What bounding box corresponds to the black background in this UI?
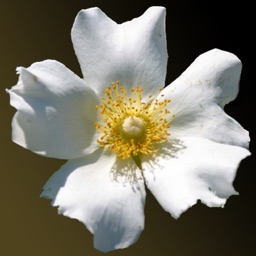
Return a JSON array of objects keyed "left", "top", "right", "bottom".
[{"left": 1, "top": 1, "right": 255, "bottom": 255}]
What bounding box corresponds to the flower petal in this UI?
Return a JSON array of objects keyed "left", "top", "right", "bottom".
[
  {"left": 162, "top": 49, "right": 250, "bottom": 148},
  {"left": 41, "top": 150, "right": 146, "bottom": 252},
  {"left": 7, "top": 60, "right": 99, "bottom": 159},
  {"left": 71, "top": 7, "right": 167, "bottom": 97},
  {"left": 143, "top": 137, "right": 250, "bottom": 219}
]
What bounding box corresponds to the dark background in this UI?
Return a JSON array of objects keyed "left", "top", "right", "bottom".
[{"left": 1, "top": 0, "right": 255, "bottom": 255}]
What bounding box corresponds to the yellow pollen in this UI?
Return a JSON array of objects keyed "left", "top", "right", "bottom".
[{"left": 95, "top": 81, "right": 173, "bottom": 167}]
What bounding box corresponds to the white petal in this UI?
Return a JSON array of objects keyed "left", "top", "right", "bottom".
[
  {"left": 71, "top": 7, "right": 167, "bottom": 97},
  {"left": 7, "top": 60, "right": 99, "bottom": 159},
  {"left": 162, "top": 49, "right": 249, "bottom": 148},
  {"left": 143, "top": 137, "right": 250, "bottom": 219},
  {"left": 41, "top": 150, "right": 146, "bottom": 252}
]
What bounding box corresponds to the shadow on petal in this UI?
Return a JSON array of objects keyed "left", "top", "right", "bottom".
[
  {"left": 41, "top": 149, "right": 104, "bottom": 201},
  {"left": 142, "top": 138, "right": 187, "bottom": 176}
]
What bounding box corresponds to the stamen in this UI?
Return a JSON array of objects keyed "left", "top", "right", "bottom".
[{"left": 95, "top": 81, "right": 173, "bottom": 168}]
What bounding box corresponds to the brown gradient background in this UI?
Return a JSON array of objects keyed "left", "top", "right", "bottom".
[{"left": 1, "top": 0, "right": 255, "bottom": 255}]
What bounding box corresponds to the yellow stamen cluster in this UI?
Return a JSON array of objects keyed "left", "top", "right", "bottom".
[{"left": 95, "top": 81, "right": 172, "bottom": 163}]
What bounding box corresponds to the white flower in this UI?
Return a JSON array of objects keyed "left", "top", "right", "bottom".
[{"left": 7, "top": 6, "right": 250, "bottom": 252}]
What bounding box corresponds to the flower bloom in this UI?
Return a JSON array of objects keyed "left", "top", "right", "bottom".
[{"left": 7, "top": 7, "right": 250, "bottom": 252}]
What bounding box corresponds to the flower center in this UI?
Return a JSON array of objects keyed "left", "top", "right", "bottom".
[
  {"left": 95, "top": 81, "right": 173, "bottom": 168},
  {"left": 122, "top": 116, "right": 145, "bottom": 139}
]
